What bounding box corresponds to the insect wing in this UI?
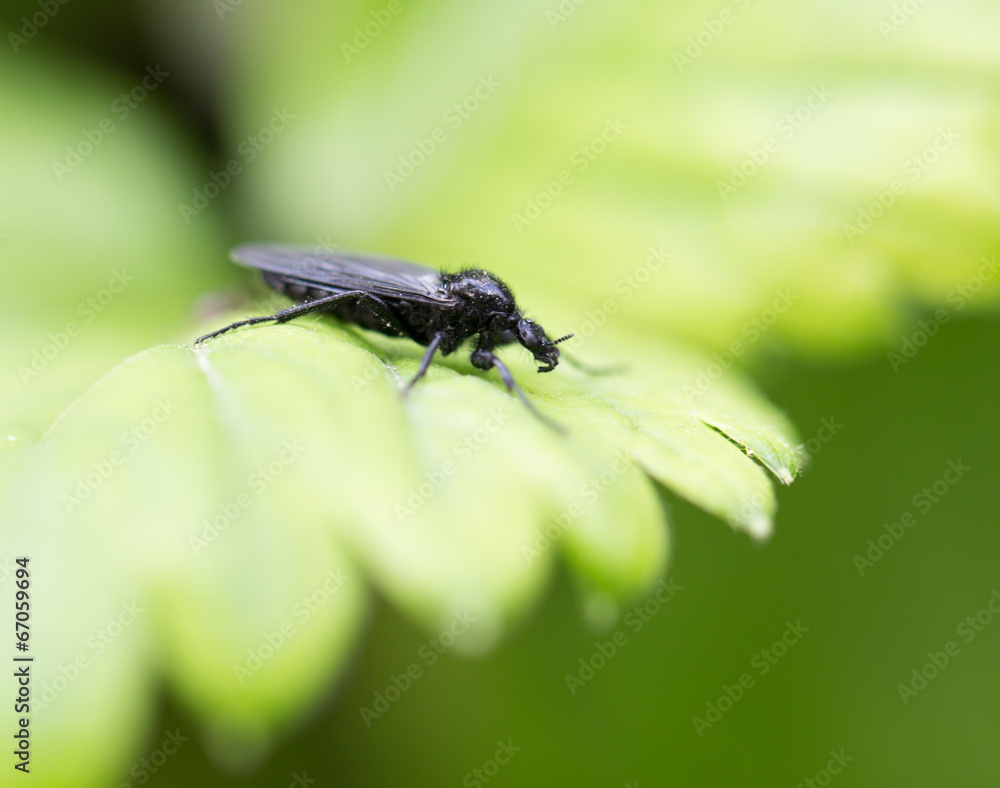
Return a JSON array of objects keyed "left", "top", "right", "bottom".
[{"left": 230, "top": 243, "right": 455, "bottom": 306}]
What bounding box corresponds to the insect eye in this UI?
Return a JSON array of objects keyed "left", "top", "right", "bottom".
[{"left": 518, "top": 320, "right": 543, "bottom": 351}]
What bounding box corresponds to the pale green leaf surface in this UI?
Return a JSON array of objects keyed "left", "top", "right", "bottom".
[
  {"left": 0, "top": 21, "right": 822, "bottom": 786},
  {"left": 0, "top": 317, "right": 801, "bottom": 783}
]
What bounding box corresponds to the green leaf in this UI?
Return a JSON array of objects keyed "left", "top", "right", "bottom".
[{"left": 1, "top": 316, "right": 802, "bottom": 784}]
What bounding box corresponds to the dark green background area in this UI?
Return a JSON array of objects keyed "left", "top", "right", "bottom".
[{"left": 147, "top": 317, "right": 998, "bottom": 786}]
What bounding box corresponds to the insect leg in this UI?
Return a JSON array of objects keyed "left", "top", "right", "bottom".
[
  {"left": 195, "top": 290, "right": 403, "bottom": 345},
  {"left": 485, "top": 353, "right": 565, "bottom": 434},
  {"left": 403, "top": 332, "right": 446, "bottom": 396}
]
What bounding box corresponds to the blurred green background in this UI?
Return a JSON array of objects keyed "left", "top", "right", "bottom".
[{"left": 2, "top": 0, "right": 999, "bottom": 786}]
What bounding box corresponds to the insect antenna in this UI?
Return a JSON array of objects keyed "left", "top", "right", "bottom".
[{"left": 553, "top": 334, "right": 574, "bottom": 345}]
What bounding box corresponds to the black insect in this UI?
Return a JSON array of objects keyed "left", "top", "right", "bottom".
[{"left": 196, "top": 244, "right": 574, "bottom": 423}]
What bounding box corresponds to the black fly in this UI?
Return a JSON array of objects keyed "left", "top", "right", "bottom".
[{"left": 195, "top": 244, "right": 574, "bottom": 424}]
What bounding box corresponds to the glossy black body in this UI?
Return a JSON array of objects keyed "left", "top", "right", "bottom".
[{"left": 196, "top": 245, "right": 572, "bottom": 418}]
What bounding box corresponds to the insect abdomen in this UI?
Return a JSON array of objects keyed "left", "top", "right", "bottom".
[
  {"left": 262, "top": 272, "right": 408, "bottom": 338},
  {"left": 261, "top": 272, "right": 328, "bottom": 303}
]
